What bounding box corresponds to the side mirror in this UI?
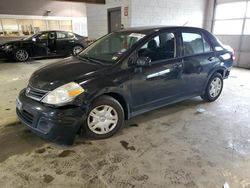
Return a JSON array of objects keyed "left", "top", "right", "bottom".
[
  {"left": 136, "top": 56, "right": 151, "bottom": 67},
  {"left": 32, "top": 38, "right": 36, "bottom": 42}
]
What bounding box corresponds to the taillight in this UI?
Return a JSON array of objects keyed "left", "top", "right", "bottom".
[{"left": 231, "top": 49, "right": 235, "bottom": 61}]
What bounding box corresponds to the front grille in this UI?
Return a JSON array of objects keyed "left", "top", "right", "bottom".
[
  {"left": 17, "top": 109, "right": 34, "bottom": 125},
  {"left": 25, "top": 86, "right": 48, "bottom": 101}
]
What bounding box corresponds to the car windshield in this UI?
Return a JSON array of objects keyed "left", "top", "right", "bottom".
[
  {"left": 79, "top": 32, "right": 146, "bottom": 64},
  {"left": 22, "top": 33, "right": 40, "bottom": 41}
]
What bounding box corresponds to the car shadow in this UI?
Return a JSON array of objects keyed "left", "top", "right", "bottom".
[
  {"left": 0, "top": 97, "right": 206, "bottom": 159},
  {"left": 0, "top": 122, "right": 47, "bottom": 162},
  {"left": 74, "top": 97, "right": 207, "bottom": 143},
  {"left": 0, "top": 58, "right": 14, "bottom": 63},
  {"left": 0, "top": 55, "right": 67, "bottom": 64},
  {"left": 131, "top": 97, "right": 206, "bottom": 124},
  {"left": 123, "top": 97, "right": 206, "bottom": 129}
]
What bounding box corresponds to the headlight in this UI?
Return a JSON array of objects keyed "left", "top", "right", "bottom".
[{"left": 42, "top": 82, "right": 84, "bottom": 105}]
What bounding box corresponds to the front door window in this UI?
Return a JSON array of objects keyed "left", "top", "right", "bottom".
[{"left": 138, "top": 32, "right": 177, "bottom": 62}]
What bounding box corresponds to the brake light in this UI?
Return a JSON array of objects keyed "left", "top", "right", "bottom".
[{"left": 231, "top": 49, "right": 236, "bottom": 61}]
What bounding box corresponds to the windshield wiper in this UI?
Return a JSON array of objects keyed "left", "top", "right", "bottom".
[{"left": 79, "top": 55, "right": 104, "bottom": 65}]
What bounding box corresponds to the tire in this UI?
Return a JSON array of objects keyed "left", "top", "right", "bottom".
[
  {"left": 84, "top": 96, "right": 125, "bottom": 139},
  {"left": 201, "top": 73, "right": 223, "bottom": 102},
  {"left": 13, "top": 48, "right": 29, "bottom": 62},
  {"left": 72, "top": 45, "right": 84, "bottom": 56}
]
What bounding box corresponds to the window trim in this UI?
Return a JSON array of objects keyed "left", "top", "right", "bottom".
[{"left": 201, "top": 32, "right": 214, "bottom": 53}]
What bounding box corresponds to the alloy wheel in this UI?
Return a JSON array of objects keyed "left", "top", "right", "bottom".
[{"left": 16, "top": 49, "right": 28, "bottom": 61}]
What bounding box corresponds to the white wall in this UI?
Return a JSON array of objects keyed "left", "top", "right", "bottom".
[
  {"left": 0, "top": 0, "right": 86, "bottom": 17},
  {"left": 130, "top": 0, "right": 207, "bottom": 28},
  {"left": 87, "top": 0, "right": 131, "bottom": 39},
  {"left": 87, "top": 0, "right": 209, "bottom": 39},
  {"left": 203, "top": 0, "right": 215, "bottom": 31}
]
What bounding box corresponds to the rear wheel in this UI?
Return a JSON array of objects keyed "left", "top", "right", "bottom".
[
  {"left": 84, "top": 96, "right": 124, "bottom": 139},
  {"left": 201, "top": 73, "right": 223, "bottom": 102},
  {"left": 14, "top": 49, "right": 29, "bottom": 62},
  {"left": 72, "top": 45, "right": 83, "bottom": 56}
]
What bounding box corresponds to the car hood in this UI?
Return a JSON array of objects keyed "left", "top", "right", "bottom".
[{"left": 29, "top": 57, "right": 108, "bottom": 91}]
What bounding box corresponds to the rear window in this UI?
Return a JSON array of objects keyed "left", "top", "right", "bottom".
[{"left": 56, "top": 31, "right": 75, "bottom": 39}]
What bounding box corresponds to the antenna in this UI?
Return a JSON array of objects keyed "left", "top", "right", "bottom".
[{"left": 183, "top": 21, "right": 189, "bottom": 26}]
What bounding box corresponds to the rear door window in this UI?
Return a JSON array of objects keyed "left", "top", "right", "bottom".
[
  {"left": 182, "top": 32, "right": 213, "bottom": 56},
  {"left": 56, "top": 31, "right": 68, "bottom": 39}
]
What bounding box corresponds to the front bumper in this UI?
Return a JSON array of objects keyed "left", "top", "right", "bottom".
[
  {"left": 0, "top": 50, "right": 13, "bottom": 59},
  {"left": 16, "top": 89, "right": 85, "bottom": 145}
]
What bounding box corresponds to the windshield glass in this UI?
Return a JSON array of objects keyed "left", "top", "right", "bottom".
[
  {"left": 23, "top": 33, "right": 40, "bottom": 41},
  {"left": 79, "top": 32, "right": 146, "bottom": 63}
]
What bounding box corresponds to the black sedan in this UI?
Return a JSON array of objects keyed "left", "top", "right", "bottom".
[
  {"left": 0, "top": 31, "right": 88, "bottom": 62},
  {"left": 16, "top": 26, "right": 234, "bottom": 144}
]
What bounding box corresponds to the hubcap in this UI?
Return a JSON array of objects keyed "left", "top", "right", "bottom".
[
  {"left": 73, "top": 46, "right": 83, "bottom": 55},
  {"left": 209, "top": 77, "right": 222, "bottom": 98},
  {"left": 87, "top": 105, "right": 118, "bottom": 135},
  {"left": 16, "top": 49, "right": 28, "bottom": 61}
]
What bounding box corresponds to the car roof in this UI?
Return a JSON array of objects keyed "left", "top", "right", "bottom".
[
  {"left": 116, "top": 26, "right": 207, "bottom": 35},
  {"left": 36, "top": 30, "right": 85, "bottom": 37},
  {"left": 40, "top": 30, "right": 72, "bottom": 33}
]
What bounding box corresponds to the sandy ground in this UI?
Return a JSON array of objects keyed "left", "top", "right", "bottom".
[{"left": 0, "top": 58, "right": 250, "bottom": 188}]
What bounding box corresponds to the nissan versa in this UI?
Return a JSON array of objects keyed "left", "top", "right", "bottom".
[{"left": 16, "top": 26, "right": 234, "bottom": 144}]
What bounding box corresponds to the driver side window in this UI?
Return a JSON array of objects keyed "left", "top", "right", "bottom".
[
  {"left": 138, "top": 32, "right": 176, "bottom": 62},
  {"left": 38, "top": 33, "right": 48, "bottom": 40}
]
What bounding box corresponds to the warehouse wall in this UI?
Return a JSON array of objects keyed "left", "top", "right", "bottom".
[
  {"left": 0, "top": 0, "right": 86, "bottom": 17},
  {"left": 203, "top": 0, "right": 215, "bottom": 31},
  {"left": 0, "top": 0, "right": 88, "bottom": 42},
  {"left": 87, "top": 0, "right": 210, "bottom": 39},
  {"left": 86, "top": 0, "right": 131, "bottom": 39},
  {"left": 130, "top": 0, "right": 207, "bottom": 28}
]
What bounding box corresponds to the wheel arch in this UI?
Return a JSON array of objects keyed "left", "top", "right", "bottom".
[
  {"left": 202, "top": 67, "right": 225, "bottom": 95},
  {"left": 214, "top": 69, "right": 225, "bottom": 77},
  {"left": 88, "top": 91, "right": 130, "bottom": 120},
  {"left": 102, "top": 92, "right": 130, "bottom": 120}
]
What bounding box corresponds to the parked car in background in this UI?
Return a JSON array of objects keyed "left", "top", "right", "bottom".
[
  {"left": 0, "top": 31, "right": 88, "bottom": 62},
  {"left": 16, "top": 26, "right": 234, "bottom": 144}
]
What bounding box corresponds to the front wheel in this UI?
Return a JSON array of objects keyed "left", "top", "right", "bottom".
[
  {"left": 14, "top": 49, "right": 29, "bottom": 62},
  {"left": 201, "top": 73, "right": 223, "bottom": 102},
  {"left": 84, "top": 96, "right": 124, "bottom": 139}
]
